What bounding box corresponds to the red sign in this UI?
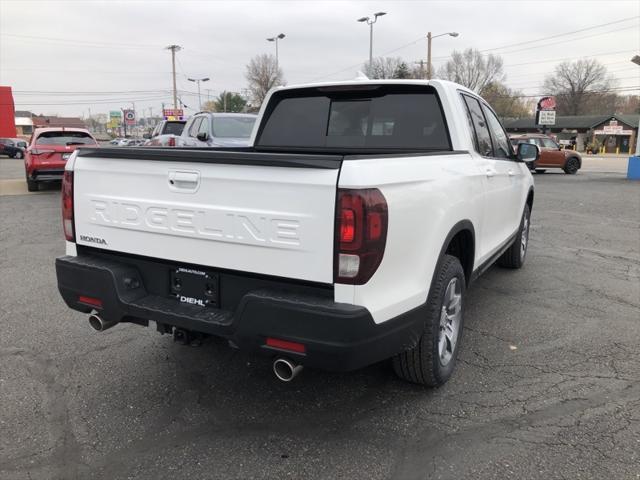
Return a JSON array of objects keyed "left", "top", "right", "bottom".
[
  {"left": 537, "top": 96, "right": 556, "bottom": 111},
  {"left": 162, "top": 109, "right": 184, "bottom": 118},
  {"left": 123, "top": 109, "right": 136, "bottom": 126}
]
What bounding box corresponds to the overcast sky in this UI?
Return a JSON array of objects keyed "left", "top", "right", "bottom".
[{"left": 0, "top": 0, "right": 638, "bottom": 117}]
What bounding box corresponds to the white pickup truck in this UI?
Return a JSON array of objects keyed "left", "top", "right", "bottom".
[{"left": 56, "top": 80, "right": 538, "bottom": 386}]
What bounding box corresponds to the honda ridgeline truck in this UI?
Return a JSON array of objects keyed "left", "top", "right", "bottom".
[{"left": 56, "top": 80, "right": 539, "bottom": 386}]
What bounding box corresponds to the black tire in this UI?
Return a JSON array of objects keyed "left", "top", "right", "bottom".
[
  {"left": 26, "top": 171, "right": 39, "bottom": 192},
  {"left": 564, "top": 157, "right": 580, "bottom": 174},
  {"left": 14, "top": 151, "right": 24, "bottom": 159},
  {"left": 535, "top": 169, "right": 546, "bottom": 174},
  {"left": 392, "top": 255, "right": 466, "bottom": 387},
  {"left": 498, "top": 203, "right": 530, "bottom": 269}
]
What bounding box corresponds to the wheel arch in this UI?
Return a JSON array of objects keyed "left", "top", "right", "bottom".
[{"left": 432, "top": 220, "right": 476, "bottom": 288}]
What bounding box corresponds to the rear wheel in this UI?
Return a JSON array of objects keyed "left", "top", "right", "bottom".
[
  {"left": 14, "top": 150, "right": 24, "bottom": 159},
  {"left": 498, "top": 204, "right": 530, "bottom": 269},
  {"left": 25, "top": 171, "right": 38, "bottom": 192},
  {"left": 564, "top": 157, "right": 580, "bottom": 174},
  {"left": 392, "top": 255, "right": 465, "bottom": 387}
]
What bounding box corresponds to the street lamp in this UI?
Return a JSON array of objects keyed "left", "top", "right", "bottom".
[
  {"left": 426, "top": 32, "right": 459, "bottom": 80},
  {"left": 266, "top": 33, "right": 286, "bottom": 69},
  {"left": 187, "top": 77, "right": 210, "bottom": 110},
  {"left": 357, "top": 12, "right": 387, "bottom": 71}
]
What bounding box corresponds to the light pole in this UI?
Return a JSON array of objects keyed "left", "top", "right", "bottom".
[
  {"left": 632, "top": 55, "right": 640, "bottom": 156},
  {"left": 266, "top": 33, "right": 285, "bottom": 69},
  {"left": 426, "top": 32, "right": 459, "bottom": 80},
  {"left": 187, "top": 77, "right": 210, "bottom": 111},
  {"left": 357, "top": 12, "right": 386, "bottom": 71}
]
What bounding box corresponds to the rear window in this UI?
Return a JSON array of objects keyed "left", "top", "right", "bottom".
[
  {"left": 256, "top": 85, "right": 451, "bottom": 152},
  {"left": 212, "top": 116, "right": 256, "bottom": 138},
  {"left": 162, "top": 121, "right": 186, "bottom": 136},
  {"left": 36, "top": 131, "right": 96, "bottom": 146}
]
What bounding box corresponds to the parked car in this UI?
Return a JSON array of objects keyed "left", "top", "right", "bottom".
[
  {"left": 179, "top": 113, "right": 257, "bottom": 147},
  {"left": 0, "top": 138, "right": 27, "bottom": 159},
  {"left": 55, "top": 79, "right": 538, "bottom": 387},
  {"left": 144, "top": 120, "right": 187, "bottom": 147},
  {"left": 25, "top": 127, "right": 98, "bottom": 191},
  {"left": 510, "top": 134, "right": 582, "bottom": 174}
]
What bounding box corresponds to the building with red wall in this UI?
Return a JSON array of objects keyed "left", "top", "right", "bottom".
[{"left": 0, "top": 86, "right": 18, "bottom": 138}]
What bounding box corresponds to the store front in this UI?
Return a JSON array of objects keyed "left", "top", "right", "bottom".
[{"left": 592, "top": 118, "right": 636, "bottom": 154}]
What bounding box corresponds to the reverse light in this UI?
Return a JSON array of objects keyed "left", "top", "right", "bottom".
[
  {"left": 335, "top": 188, "right": 388, "bottom": 284},
  {"left": 62, "top": 171, "right": 75, "bottom": 242}
]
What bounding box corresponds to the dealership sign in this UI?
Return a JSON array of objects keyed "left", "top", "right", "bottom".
[
  {"left": 536, "top": 96, "right": 556, "bottom": 126},
  {"left": 108, "top": 110, "right": 122, "bottom": 129},
  {"left": 123, "top": 109, "right": 136, "bottom": 126},
  {"left": 163, "top": 108, "right": 184, "bottom": 120}
]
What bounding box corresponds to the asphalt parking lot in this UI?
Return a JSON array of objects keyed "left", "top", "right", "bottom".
[{"left": 0, "top": 156, "right": 638, "bottom": 480}]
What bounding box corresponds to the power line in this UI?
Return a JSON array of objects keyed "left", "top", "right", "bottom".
[
  {"left": 479, "top": 16, "right": 639, "bottom": 53},
  {"left": 0, "top": 32, "right": 161, "bottom": 50}
]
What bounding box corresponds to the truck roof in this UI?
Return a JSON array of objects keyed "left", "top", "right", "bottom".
[{"left": 272, "top": 78, "right": 476, "bottom": 96}]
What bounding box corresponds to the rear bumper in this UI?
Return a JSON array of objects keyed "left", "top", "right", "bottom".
[
  {"left": 31, "top": 169, "right": 64, "bottom": 181},
  {"left": 55, "top": 253, "right": 424, "bottom": 372}
]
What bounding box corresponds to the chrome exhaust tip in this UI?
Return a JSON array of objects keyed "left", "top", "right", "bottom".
[
  {"left": 273, "top": 357, "right": 303, "bottom": 382},
  {"left": 88, "top": 313, "right": 118, "bottom": 332}
]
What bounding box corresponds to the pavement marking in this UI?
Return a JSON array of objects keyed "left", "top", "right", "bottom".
[{"left": 0, "top": 179, "right": 57, "bottom": 196}]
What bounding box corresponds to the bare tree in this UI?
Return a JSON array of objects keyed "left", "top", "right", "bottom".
[
  {"left": 245, "top": 54, "right": 285, "bottom": 107},
  {"left": 481, "top": 82, "right": 534, "bottom": 119},
  {"left": 365, "top": 57, "right": 405, "bottom": 79},
  {"left": 543, "top": 59, "right": 615, "bottom": 115},
  {"left": 437, "top": 48, "right": 504, "bottom": 95}
]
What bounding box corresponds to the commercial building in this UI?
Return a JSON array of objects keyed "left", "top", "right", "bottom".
[{"left": 504, "top": 114, "right": 639, "bottom": 153}]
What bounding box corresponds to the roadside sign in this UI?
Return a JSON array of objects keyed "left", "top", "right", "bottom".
[
  {"left": 163, "top": 108, "right": 184, "bottom": 120},
  {"left": 536, "top": 96, "right": 556, "bottom": 126},
  {"left": 537, "top": 110, "right": 556, "bottom": 126},
  {"left": 123, "top": 109, "right": 136, "bottom": 126}
]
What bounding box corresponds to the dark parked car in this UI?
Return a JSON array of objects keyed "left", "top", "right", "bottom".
[{"left": 0, "top": 138, "right": 28, "bottom": 159}]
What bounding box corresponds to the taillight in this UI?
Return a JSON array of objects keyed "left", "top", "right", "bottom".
[
  {"left": 62, "top": 171, "right": 75, "bottom": 242},
  {"left": 335, "top": 188, "right": 388, "bottom": 284},
  {"left": 168, "top": 136, "right": 176, "bottom": 147}
]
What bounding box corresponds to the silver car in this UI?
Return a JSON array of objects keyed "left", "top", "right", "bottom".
[{"left": 179, "top": 113, "right": 257, "bottom": 148}]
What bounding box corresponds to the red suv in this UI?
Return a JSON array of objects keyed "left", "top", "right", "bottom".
[
  {"left": 510, "top": 134, "right": 582, "bottom": 174},
  {"left": 25, "top": 128, "right": 98, "bottom": 191}
]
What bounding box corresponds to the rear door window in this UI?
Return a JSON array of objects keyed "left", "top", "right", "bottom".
[
  {"left": 461, "top": 95, "right": 493, "bottom": 157},
  {"left": 256, "top": 85, "right": 451, "bottom": 152},
  {"left": 482, "top": 104, "right": 512, "bottom": 159}
]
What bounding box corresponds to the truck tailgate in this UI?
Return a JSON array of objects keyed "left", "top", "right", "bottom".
[{"left": 72, "top": 149, "right": 341, "bottom": 283}]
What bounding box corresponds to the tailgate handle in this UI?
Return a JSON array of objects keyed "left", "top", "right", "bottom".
[{"left": 168, "top": 170, "right": 200, "bottom": 192}]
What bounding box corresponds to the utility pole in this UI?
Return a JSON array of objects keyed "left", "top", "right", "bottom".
[
  {"left": 166, "top": 45, "right": 182, "bottom": 110},
  {"left": 426, "top": 31, "right": 459, "bottom": 80}
]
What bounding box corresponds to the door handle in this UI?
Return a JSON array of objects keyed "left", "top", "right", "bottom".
[
  {"left": 168, "top": 170, "right": 200, "bottom": 192},
  {"left": 485, "top": 168, "right": 495, "bottom": 178},
  {"left": 508, "top": 169, "right": 515, "bottom": 176}
]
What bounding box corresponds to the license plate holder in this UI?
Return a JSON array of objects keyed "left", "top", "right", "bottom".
[{"left": 170, "top": 268, "right": 219, "bottom": 307}]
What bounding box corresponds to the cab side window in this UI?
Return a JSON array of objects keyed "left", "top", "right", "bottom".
[
  {"left": 541, "top": 138, "right": 558, "bottom": 149},
  {"left": 188, "top": 117, "right": 202, "bottom": 137},
  {"left": 461, "top": 94, "right": 493, "bottom": 157},
  {"left": 198, "top": 117, "right": 210, "bottom": 136},
  {"left": 482, "top": 104, "right": 512, "bottom": 159}
]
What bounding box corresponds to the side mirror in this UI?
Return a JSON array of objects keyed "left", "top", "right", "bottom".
[
  {"left": 517, "top": 142, "right": 539, "bottom": 163},
  {"left": 196, "top": 132, "right": 209, "bottom": 142}
]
